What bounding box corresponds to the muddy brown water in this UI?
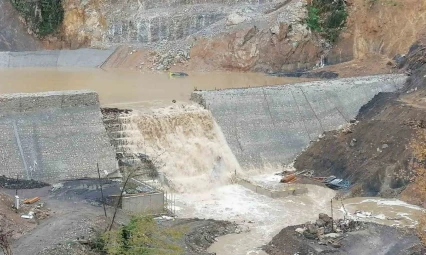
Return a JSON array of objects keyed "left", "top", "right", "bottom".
[
  {"left": 179, "top": 175, "right": 424, "bottom": 255},
  {"left": 1, "top": 68, "right": 423, "bottom": 255},
  {"left": 0, "top": 68, "right": 310, "bottom": 109}
]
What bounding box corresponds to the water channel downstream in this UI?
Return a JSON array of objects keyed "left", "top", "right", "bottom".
[{"left": 1, "top": 68, "right": 424, "bottom": 255}]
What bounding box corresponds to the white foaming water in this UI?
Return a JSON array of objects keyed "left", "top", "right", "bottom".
[
  {"left": 176, "top": 183, "right": 336, "bottom": 255},
  {"left": 116, "top": 104, "right": 423, "bottom": 255},
  {"left": 122, "top": 103, "right": 241, "bottom": 193}
]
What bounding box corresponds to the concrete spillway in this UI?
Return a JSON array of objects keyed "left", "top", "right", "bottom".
[
  {"left": 192, "top": 74, "right": 407, "bottom": 167},
  {"left": 0, "top": 90, "right": 117, "bottom": 182}
]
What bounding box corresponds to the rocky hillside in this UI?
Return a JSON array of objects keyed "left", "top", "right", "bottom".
[
  {"left": 4, "top": 0, "right": 426, "bottom": 74},
  {"left": 99, "top": 0, "right": 426, "bottom": 72},
  {"left": 294, "top": 36, "right": 426, "bottom": 203},
  {"left": 0, "top": 0, "right": 41, "bottom": 51}
]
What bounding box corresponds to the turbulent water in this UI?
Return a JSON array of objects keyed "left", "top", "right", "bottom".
[
  {"left": 114, "top": 104, "right": 424, "bottom": 255},
  {"left": 1, "top": 67, "right": 422, "bottom": 254},
  {"left": 118, "top": 104, "right": 241, "bottom": 192}
]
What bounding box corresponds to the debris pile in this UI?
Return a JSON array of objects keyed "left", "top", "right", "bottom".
[
  {"left": 152, "top": 49, "right": 191, "bottom": 70},
  {"left": 296, "top": 213, "right": 364, "bottom": 248},
  {"left": 279, "top": 170, "right": 351, "bottom": 190},
  {"left": 19, "top": 198, "right": 51, "bottom": 221}
]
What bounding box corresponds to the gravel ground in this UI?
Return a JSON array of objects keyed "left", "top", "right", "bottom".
[
  {"left": 160, "top": 218, "right": 238, "bottom": 255},
  {"left": 9, "top": 179, "right": 239, "bottom": 255},
  {"left": 263, "top": 223, "right": 425, "bottom": 255}
]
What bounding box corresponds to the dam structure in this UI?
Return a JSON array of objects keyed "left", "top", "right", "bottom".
[
  {"left": 0, "top": 48, "right": 115, "bottom": 68},
  {"left": 0, "top": 90, "right": 117, "bottom": 182},
  {"left": 192, "top": 74, "right": 407, "bottom": 167}
]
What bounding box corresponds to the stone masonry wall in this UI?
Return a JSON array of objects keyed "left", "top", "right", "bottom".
[
  {"left": 0, "top": 90, "right": 117, "bottom": 183},
  {"left": 192, "top": 74, "right": 407, "bottom": 167}
]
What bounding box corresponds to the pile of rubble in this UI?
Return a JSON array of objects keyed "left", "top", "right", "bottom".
[
  {"left": 18, "top": 198, "right": 51, "bottom": 221},
  {"left": 296, "top": 213, "right": 364, "bottom": 248},
  {"left": 152, "top": 48, "right": 191, "bottom": 70}
]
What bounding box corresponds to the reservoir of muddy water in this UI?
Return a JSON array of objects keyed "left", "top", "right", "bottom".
[{"left": 0, "top": 68, "right": 309, "bottom": 109}]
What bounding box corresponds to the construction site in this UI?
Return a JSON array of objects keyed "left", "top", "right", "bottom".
[{"left": 1, "top": 0, "right": 426, "bottom": 254}]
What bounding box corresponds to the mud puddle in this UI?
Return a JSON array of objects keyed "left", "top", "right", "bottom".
[{"left": 0, "top": 68, "right": 310, "bottom": 109}]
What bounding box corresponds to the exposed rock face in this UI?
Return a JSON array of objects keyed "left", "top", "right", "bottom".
[
  {"left": 94, "top": 0, "right": 326, "bottom": 72},
  {"left": 0, "top": 0, "right": 42, "bottom": 51},
  {"left": 59, "top": 0, "right": 106, "bottom": 49},
  {"left": 186, "top": 25, "right": 321, "bottom": 72}
]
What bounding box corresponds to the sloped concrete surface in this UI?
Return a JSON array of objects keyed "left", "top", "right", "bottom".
[
  {"left": 0, "top": 48, "right": 116, "bottom": 68},
  {"left": 192, "top": 74, "right": 407, "bottom": 167},
  {"left": 0, "top": 90, "right": 117, "bottom": 182}
]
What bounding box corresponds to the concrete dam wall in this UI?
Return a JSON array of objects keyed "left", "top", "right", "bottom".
[
  {"left": 192, "top": 74, "right": 407, "bottom": 167},
  {"left": 0, "top": 48, "right": 115, "bottom": 68},
  {"left": 0, "top": 90, "right": 117, "bottom": 182}
]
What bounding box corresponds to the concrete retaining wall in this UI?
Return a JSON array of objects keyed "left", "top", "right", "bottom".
[
  {"left": 0, "top": 90, "right": 117, "bottom": 182},
  {"left": 121, "top": 193, "right": 165, "bottom": 214},
  {"left": 0, "top": 48, "right": 115, "bottom": 68},
  {"left": 192, "top": 74, "right": 407, "bottom": 167}
]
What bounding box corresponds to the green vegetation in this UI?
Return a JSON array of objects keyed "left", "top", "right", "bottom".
[
  {"left": 9, "top": 0, "right": 64, "bottom": 37},
  {"left": 305, "top": 0, "right": 348, "bottom": 43},
  {"left": 306, "top": 6, "right": 321, "bottom": 32},
  {"left": 94, "top": 215, "right": 185, "bottom": 255}
]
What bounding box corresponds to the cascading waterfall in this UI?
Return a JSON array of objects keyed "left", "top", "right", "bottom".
[{"left": 115, "top": 104, "right": 241, "bottom": 193}]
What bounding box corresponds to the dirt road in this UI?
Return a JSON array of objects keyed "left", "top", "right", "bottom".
[{"left": 11, "top": 199, "right": 123, "bottom": 255}]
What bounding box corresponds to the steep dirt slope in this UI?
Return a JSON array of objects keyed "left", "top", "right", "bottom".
[
  {"left": 99, "top": 0, "right": 426, "bottom": 73},
  {"left": 0, "top": 0, "right": 42, "bottom": 51},
  {"left": 350, "top": 0, "right": 426, "bottom": 59},
  {"left": 294, "top": 38, "right": 426, "bottom": 202}
]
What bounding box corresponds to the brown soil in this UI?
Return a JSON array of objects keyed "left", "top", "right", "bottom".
[
  {"left": 321, "top": 53, "right": 398, "bottom": 78},
  {"left": 98, "top": 0, "right": 426, "bottom": 74},
  {"left": 294, "top": 39, "right": 426, "bottom": 203},
  {"left": 176, "top": 26, "right": 321, "bottom": 73},
  {"left": 0, "top": 192, "right": 37, "bottom": 240},
  {"left": 348, "top": 0, "right": 426, "bottom": 59}
]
